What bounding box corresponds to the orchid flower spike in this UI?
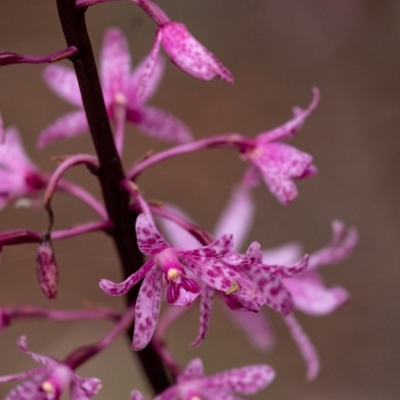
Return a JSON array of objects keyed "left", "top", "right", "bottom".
[
  {"left": 0, "top": 126, "right": 44, "bottom": 210},
  {"left": 150, "top": 358, "right": 275, "bottom": 400},
  {"left": 0, "top": 336, "right": 101, "bottom": 400},
  {"left": 99, "top": 212, "right": 262, "bottom": 350},
  {"left": 133, "top": 0, "right": 233, "bottom": 89},
  {"left": 38, "top": 27, "right": 192, "bottom": 148},
  {"left": 242, "top": 88, "right": 320, "bottom": 204}
]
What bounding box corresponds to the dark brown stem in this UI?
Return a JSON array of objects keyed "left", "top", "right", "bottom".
[{"left": 55, "top": 0, "right": 171, "bottom": 394}]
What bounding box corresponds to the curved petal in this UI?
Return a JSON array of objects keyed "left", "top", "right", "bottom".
[
  {"left": 258, "top": 88, "right": 320, "bottom": 143},
  {"left": 127, "top": 55, "right": 165, "bottom": 106},
  {"left": 207, "top": 364, "right": 275, "bottom": 394},
  {"left": 43, "top": 65, "right": 82, "bottom": 107},
  {"left": 161, "top": 23, "right": 233, "bottom": 83},
  {"left": 133, "top": 265, "right": 163, "bottom": 350},
  {"left": 127, "top": 106, "right": 192, "bottom": 143},
  {"left": 183, "top": 234, "right": 233, "bottom": 259},
  {"left": 251, "top": 142, "right": 316, "bottom": 204},
  {"left": 37, "top": 111, "right": 89, "bottom": 148},
  {"left": 17, "top": 336, "right": 58, "bottom": 367},
  {"left": 136, "top": 213, "right": 170, "bottom": 255},
  {"left": 99, "top": 259, "right": 155, "bottom": 296},
  {"left": 100, "top": 28, "right": 131, "bottom": 102},
  {"left": 283, "top": 272, "right": 350, "bottom": 316},
  {"left": 190, "top": 284, "right": 214, "bottom": 347},
  {"left": 283, "top": 314, "right": 319, "bottom": 380},
  {"left": 223, "top": 307, "right": 275, "bottom": 350},
  {"left": 213, "top": 185, "right": 254, "bottom": 253}
]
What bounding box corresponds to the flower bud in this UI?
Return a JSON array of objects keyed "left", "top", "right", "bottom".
[{"left": 37, "top": 237, "right": 59, "bottom": 299}]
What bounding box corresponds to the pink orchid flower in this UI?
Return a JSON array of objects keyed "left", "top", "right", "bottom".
[
  {"left": 0, "top": 126, "right": 43, "bottom": 210},
  {"left": 38, "top": 28, "right": 192, "bottom": 148},
  {"left": 99, "top": 212, "right": 262, "bottom": 350},
  {"left": 131, "top": 358, "right": 275, "bottom": 400},
  {"left": 0, "top": 336, "right": 101, "bottom": 400},
  {"left": 242, "top": 88, "right": 320, "bottom": 204}
]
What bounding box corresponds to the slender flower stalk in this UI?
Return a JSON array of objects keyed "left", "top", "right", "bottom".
[{"left": 0, "top": 46, "right": 78, "bottom": 66}]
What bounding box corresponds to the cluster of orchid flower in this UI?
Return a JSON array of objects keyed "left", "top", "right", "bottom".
[{"left": 0, "top": 0, "right": 358, "bottom": 399}]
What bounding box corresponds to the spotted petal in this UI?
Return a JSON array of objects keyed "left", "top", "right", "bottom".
[
  {"left": 136, "top": 213, "right": 169, "bottom": 255},
  {"left": 70, "top": 376, "right": 102, "bottom": 400},
  {"left": 183, "top": 234, "right": 233, "bottom": 259}
]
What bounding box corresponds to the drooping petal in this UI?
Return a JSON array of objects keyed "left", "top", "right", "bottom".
[
  {"left": 161, "top": 22, "right": 233, "bottom": 83},
  {"left": 183, "top": 234, "right": 233, "bottom": 259},
  {"left": 190, "top": 284, "right": 214, "bottom": 347},
  {"left": 283, "top": 313, "right": 320, "bottom": 380},
  {"left": 70, "top": 376, "right": 102, "bottom": 400},
  {"left": 127, "top": 54, "right": 165, "bottom": 105},
  {"left": 258, "top": 88, "right": 320, "bottom": 143},
  {"left": 206, "top": 364, "right": 275, "bottom": 394},
  {"left": 223, "top": 307, "right": 275, "bottom": 350},
  {"left": 283, "top": 271, "right": 350, "bottom": 316},
  {"left": 37, "top": 111, "right": 89, "bottom": 148},
  {"left": 133, "top": 265, "right": 163, "bottom": 350},
  {"left": 43, "top": 65, "right": 82, "bottom": 107},
  {"left": 250, "top": 142, "right": 316, "bottom": 204},
  {"left": 213, "top": 185, "right": 254, "bottom": 253},
  {"left": 99, "top": 259, "right": 155, "bottom": 296},
  {"left": 100, "top": 28, "right": 131, "bottom": 103},
  {"left": 127, "top": 105, "right": 192, "bottom": 143},
  {"left": 136, "top": 213, "right": 169, "bottom": 255}
]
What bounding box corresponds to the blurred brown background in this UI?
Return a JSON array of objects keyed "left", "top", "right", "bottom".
[{"left": 0, "top": 0, "right": 399, "bottom": 399}]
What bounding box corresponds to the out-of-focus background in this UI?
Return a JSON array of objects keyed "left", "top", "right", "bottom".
[{"left": 0, "top": 0, "right": 399, "bottom": 399}]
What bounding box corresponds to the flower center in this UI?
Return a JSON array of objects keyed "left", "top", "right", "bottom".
[
  {"left": 114, "top": 92, "right": 127, "bottom": 106},
  {"left": 167, "top": 268, "right": 182, "bottom": 280}
]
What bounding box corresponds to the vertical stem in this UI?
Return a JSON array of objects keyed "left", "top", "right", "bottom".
[{"left": 55, "top": 0, "right": 171, "bottom": 393}]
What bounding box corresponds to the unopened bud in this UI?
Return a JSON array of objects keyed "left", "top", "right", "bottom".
[{"left": 37, "top": 236, "right": 59, "bottom": 299}]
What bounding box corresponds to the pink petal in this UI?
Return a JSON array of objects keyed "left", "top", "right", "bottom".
[
  {"left": 224, "top": 307, "right": 275, "bottom": 350},
  {"left": 283, "top": 314, "right": 320, "bottom": 380},
  {"left": 190, "top": 284, "right": 214, "bottom": 347},
  {"left": 258, "top": 88, "right": 320, "bottom": 143},
  {"left": 262, "top": 243, "right": 303, "bottom": 265},
  {"left": 207, "top": 364, "right": 275, "bottom": 394},
  {"left": 0, "top": 111, "right": 4, "bottom": 144},
  {"left": 71, "top": 376, "right": 102, "bottom": 400},
  {"left": 180, "top": 358, "right": 204, "bottom": 381},
  {"left": 158, "top": 204, "right": 202, "bottom": 250},
  {"left": 136, "top": 213, "right": 169, "bottom": 255},
  {"left": 130, "top": 390, "right": 147, "bottom": 400},
  {"left": 127, "top": 54, "right": 165, "bottom": 105},
  {"left": 260, "top": 254, "right": 308, "bottom": 278},
  {"left": 127, "top": 106, "right": 192, "bottom": 143},
  {"left": 36, "top": 240, "right": 59, "bottom": 299},
  {"left": 183, "top": 234, "right": 233, "bottom": 258},
  {"left": 99, "top": 259, "right": 155, "bottom": 296},
  {"left": 251, "top": 142, "right": 316, "bottom": 204},
  {"left": 213, "top": 185, "right": 254, "bottom": 252},
  {"left": 4, "top": 371, "right": 50, "bottom": 400},
  {"left": 133, "top": 265, "right": 163, "bottom": 350},
  {"left": 283, "top": 272, "right": 350, "bottom": 316},
  {"left": 43, "top": 65, "right": 82, "bottom": 107},
  {"left": 309, "top": 221, "right": 358, "bottom": 270},
  {"left": 161, "top": 22, "right": 233, "bottom": 83},
  {"left": 17, "top": 336, "right": 58, "bottom": 367},
  {"left": 166, "top": 275, "right": 201, "bottom": 306},
  {"left": 100, "top": 28, "right": 131, "bottom": 103},
  {"left": 37, "top": 111, "right": 89, "bottom": 148}
]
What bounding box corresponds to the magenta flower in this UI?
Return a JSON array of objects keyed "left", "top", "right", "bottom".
[
  {"left": 129, "top": 0, "right": 233, "bottom": 87},
  {"left": 0, "top": 336, "right": 101, "bottom": 400},
  {"left": 38, "top": 28, "right": 192, "bottom": 148},
  {"left": 131, "top": 358, "right": 275, "bottom": 400},
  {"left": 0, "top": 126, "right": 43, "bottom": 210},
  {"left": 99, "top": 213, "right": 262, "bottom": 350},
  {"left": 242, "top": 88, "right": 320, "bottom": 204}
]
